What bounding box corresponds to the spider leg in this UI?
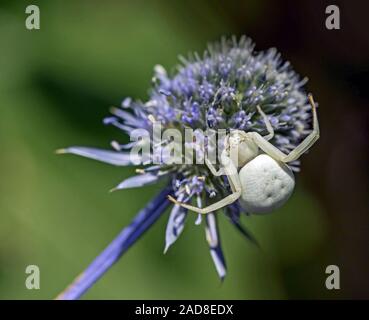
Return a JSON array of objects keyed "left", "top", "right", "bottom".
[
  {"left": 205, "top": 158, "right": 225, "bottom": 176},
  {"left": 282, "top": 94, "right": 320, "bottom": 162},
  {"left": 251, "top": 94, "right": 320, "bottom": 162},
  {"left": 168, "top": 191, "right": 241, "bottom": 214},
  {"left": 168, "top": 155, "right": 241, "bottom": 214},
  {"left": 257, "top": 105, "right": 274, "bottom": 141},
  {"left": 250, "top": 132, "right": 287, "bottom": 161}
]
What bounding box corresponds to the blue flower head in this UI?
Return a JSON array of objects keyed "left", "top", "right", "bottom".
[{"left": 57, "top": 36, "right": 315, "bottom": 299}]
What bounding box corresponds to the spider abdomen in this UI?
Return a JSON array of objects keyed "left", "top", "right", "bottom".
[{"left": 239, "top": 154, "right": 295, "bottom": 214}]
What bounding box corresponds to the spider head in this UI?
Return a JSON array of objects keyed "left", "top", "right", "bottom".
[{"left": 225, "top": 130, "right": 259, "bottom": 168}]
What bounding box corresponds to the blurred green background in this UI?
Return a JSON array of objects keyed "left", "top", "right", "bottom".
[{"left": 0, "top": 0, "right": 368, "bottom": 299}]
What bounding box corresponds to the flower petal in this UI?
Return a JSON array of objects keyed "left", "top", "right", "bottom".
[
  {"left": 56, "top": 186, "right": 172, "bottom": 300},
  {"left": 112, "top": 173, "right": 159, "bottom": 191},
  {"left": 164, "top": 194, "right": 187, "bottom": 253},
  {"left": 110, "top": 107, "right": 144, "bottom": 128},
  {"left": 226, "top": 203, "right": 259, "bottom": 247},
  {"left": 205, "top": 213, "right": 226, "bottom": 280},
  {"left": 194, "top": 196, "right": 202, "bottom": 225},
  {"left": 56, "top": 147, "right": 140, "bottom": 166}
]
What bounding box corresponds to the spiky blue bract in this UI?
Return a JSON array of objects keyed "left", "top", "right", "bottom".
[{"left": 57, "top": 187, "right": 172, "bottom": 300}]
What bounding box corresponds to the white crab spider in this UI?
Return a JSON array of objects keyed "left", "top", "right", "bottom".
[{"left": 168, "top": 94, "right": 319, "bottom": 214}]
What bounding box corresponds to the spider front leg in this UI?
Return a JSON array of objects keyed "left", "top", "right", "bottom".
[
  {"left": 257, "top": 105, "right": 274, "bottom": 141},
  {"left": 251, "top": 94, "right": 320, "bottom": 162},
  {"left": 282, "top": 94, "right": 320, "bottom": 162},
  {"left": 205, "top": 158, "right": 225, "bottom": 176},
  {"left": 168, "top": 154, "right": 242, "bottom": 214}
]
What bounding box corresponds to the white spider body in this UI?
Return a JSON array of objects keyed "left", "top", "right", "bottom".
[
  {"left": 168, "top": 95, "right": 320, "bottom": 216},
  {"left": 238, "top": 154, "right": 295, "bottom": 213},
  {"left": 222, "top": 132, "right": 295, "bottom": 214}
]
